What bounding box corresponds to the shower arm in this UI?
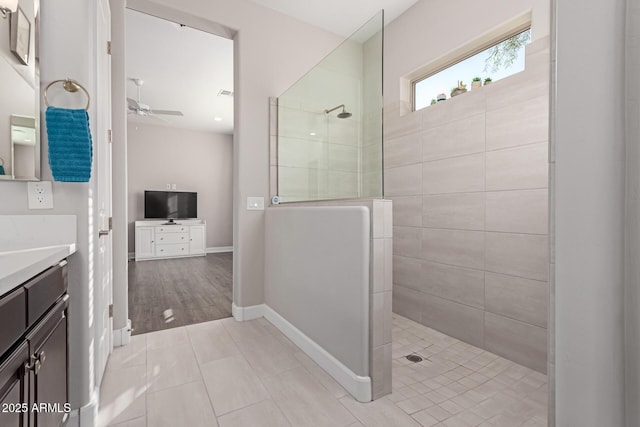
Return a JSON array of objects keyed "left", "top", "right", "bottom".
[{"left": 324, "top": 104, "right": 345, "bottom": 114}]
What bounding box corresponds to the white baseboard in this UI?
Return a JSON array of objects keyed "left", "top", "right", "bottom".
[
  {"left": 67, "top": 388, "right": 99, "bottom": 427},
  {"left": 263, "top": 305, "right": 372, "bottom": 402},
  {"left": 206, "top": 246, "right": 233, "bottom": 253},
  {"left": 129, "top": 247, "right": 231, "bottom": 260},
  {"left": 231, "top": 302, "right": 265, "bottom": 321},
  {"left": 113, "top": 319, "right": 132, "bottom": 347}
]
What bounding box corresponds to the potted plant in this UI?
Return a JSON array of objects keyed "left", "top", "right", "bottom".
[
  {"left": 450, "top": 80, "right": 467, "bottom": 97},
  {"left": 471, "top": 77, "right": 482, "bottom": 89},
  {"left": 430, "top": 98, "right": 437, "bottom": 105},
  {"left": 484, "top": 77, "right": 492, "bottom": 85}
]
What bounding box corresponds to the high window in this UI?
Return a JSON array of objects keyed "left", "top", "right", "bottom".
[{"left": 413, "top": 28, "right": 531, "bottom": 111}]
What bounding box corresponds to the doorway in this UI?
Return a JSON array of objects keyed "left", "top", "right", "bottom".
[{"left": 123, "top": 8, "right": 234, "bottom": 335}]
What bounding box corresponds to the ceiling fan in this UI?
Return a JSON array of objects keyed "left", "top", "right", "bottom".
[{"left": 127, "top": 78, "right": 184, "bottom": 118}]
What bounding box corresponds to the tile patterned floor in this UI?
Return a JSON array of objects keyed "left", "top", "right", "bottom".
[{"left": 98, "top": 314, "right": 547, "bottom": 427}]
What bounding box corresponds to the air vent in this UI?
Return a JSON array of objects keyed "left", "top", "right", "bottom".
[{"left": 218, "top": 89, "right": 234, "bottom": 97}]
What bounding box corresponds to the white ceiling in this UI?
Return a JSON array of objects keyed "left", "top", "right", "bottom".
[
  {"left": 125, "top": 1, "right": 419, "bottom": 134},
  {"left": 126, "top": 9, "right": 234, "bottom": 134},
  {"left": 249, "top": 0, "right": 419, "bottom": 37}
]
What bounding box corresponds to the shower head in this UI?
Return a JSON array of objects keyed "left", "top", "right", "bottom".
[{"left": 324, "top": 104, "right": 352, "bottom": 119}]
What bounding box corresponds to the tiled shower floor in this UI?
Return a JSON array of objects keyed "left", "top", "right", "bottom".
[{"left": 98, "top": 314, "right": 547, "bottom": 427}]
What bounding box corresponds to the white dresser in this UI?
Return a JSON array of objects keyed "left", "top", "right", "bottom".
[{"left": 134, "top": 219, "right": 206, "bottom": 261}]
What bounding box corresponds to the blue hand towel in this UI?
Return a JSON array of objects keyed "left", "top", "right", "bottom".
[{"left": 46, "top": 106, "right": 93, "bottom": 182}]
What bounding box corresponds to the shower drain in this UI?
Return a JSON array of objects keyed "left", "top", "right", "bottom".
[{"left": 405, "top": 354, "right": 423, "bottom": 363}]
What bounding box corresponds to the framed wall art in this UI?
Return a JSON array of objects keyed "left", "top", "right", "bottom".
[{"left": 10, "top": 6, "right": 31, "bottom": 65}]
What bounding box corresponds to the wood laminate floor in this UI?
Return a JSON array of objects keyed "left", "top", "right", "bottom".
[{"left": 128, "top": 253, "right": 233, "bottom": 335}]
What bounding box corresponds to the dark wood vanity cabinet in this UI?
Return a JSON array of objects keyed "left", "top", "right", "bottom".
[
  {"left": 0, "top": 261, "right": 69, "bottom": 427},
  {"left": 0, "top": 342, "right": 29, "bottom": 427},
  {"left": 27, "top": 296, "right": 69, "bottom": 427}
]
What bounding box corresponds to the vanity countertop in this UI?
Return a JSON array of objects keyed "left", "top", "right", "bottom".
[{"left": 0, "top": 244, "right": 76, "bottom": 297}]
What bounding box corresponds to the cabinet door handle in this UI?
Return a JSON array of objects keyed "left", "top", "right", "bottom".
[{"left": 25, "top": 351, "right": 46, "bottom": 374}]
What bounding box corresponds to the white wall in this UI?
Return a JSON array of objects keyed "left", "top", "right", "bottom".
[
  {"left": 626, "top": 0, "right": 640, "bottom": 424},
  {"left": 127, "top": 123, "right": 233, "bottom": 252},
  {"left": 554, "top": 0, "right": 626, "bottom": 425},
  {"left": 265, "top": 206, "right": 370, "bottom": 376}
]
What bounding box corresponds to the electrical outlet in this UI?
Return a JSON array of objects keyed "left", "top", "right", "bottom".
[
  {"left": 171, "top": 184, "right": 177, "bottom": 190},
  {"left": 28, "top": 181, "right": 54, "bottom": 209},
  {"left": 166, "top": 183, "right": 171, "bottom": 189}
]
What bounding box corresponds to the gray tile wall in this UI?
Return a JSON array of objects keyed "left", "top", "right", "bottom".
[{"left": 385, "top": 38, "right": 550, "bottom": 373}]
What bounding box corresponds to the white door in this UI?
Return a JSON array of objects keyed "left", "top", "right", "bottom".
[
  {"left": 189, "top": 225, "right": 205, "bottom": 254},
  {"left": 135, "top": 227, "right": 155, "bottom": 259},
  {"left": 96, "top": 0, "right": 113, "bottom": 387}
]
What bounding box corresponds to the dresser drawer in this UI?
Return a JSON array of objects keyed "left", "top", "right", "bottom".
[
  {"left": 156, "top": 244, "right": 189, "bottom": 257},
  {"left": 156, "top": 232, "right": 188, "bottom": 244},
  {"left": 155, "top": 225, "right": 188, "bottom": 233}
]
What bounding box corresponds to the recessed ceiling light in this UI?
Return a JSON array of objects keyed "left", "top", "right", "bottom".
[
  {"left": 214, "top": 117, "right": 222, "bottom": 121},
  {"left": 309, "top": 132, "right": 317, "bottom": 136}
]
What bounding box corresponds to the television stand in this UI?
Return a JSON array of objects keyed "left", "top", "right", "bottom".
[{"left": 134, "top": 219, "right": 206, "bottom": 261}]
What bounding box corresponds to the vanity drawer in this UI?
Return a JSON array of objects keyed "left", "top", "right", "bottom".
[
  {"left": 156, "top": 232, "right": 188, "bottom": 244},
  {"left": 24, "top": 262, "right": 67, "bottom": 327},
  {"left": 0, "top": 288, "right": 26, "bottom": 358},
  {"left": 156, "top": 244, "right": 189, "bottom": 257},
  {"left": 155, "top": 225, "right": 187, "bottom": 233}
]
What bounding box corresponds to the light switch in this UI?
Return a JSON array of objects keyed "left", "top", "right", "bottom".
[{"left": 247, "top": 197, "right": 264, "bottom": 210}]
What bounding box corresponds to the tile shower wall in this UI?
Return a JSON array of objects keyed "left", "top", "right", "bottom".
[{"left": 387, "top": 37, "right": 550, "bottom": 373}]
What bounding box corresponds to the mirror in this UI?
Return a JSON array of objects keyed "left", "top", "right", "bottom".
[
  {"left": 10, "top": 115, "right": 38, "bottom": 179},
  {"left": 0, "top": 0, "right": 40, "bottom": 181}
]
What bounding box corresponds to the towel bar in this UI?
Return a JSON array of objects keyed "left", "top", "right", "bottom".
[{"left": 43, "top": 79, "right": 90, "bottom": 110}]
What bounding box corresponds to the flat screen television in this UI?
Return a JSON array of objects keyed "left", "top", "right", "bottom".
[{"left": 144, "top": 190, "right": 197, "bottom": 220}]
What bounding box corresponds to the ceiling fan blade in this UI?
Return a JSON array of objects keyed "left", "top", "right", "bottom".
[
  {"left": 149, "top": 109, "right": 184, "bottom": 116},
  {"left": 127, "top": 97, "right": 140, "bottom": 110}
]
